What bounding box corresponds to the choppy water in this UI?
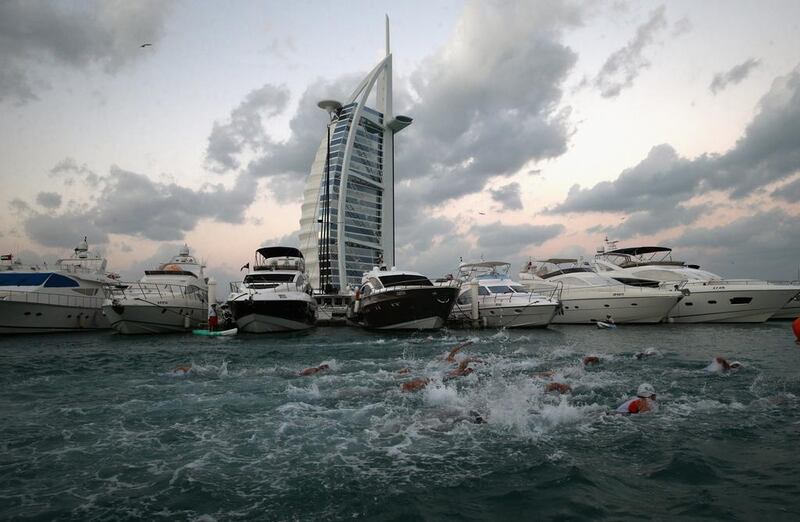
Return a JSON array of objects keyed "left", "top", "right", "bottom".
[{"left": 2, "top": 323, "right": 800, "bottom": 521}]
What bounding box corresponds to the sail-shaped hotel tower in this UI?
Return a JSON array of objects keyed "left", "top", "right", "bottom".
[{"left": 298, "top": 19, "right": 412, "bottom": 294}]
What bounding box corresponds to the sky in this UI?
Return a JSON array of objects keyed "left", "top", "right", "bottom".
[{"left": 2, "top": 0, "right": 800, "bottom": 297}]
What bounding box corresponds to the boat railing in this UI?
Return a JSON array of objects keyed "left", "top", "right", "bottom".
[
  {"left": 228, "top": 281, "right": 311, "bottom": 296},
  {"left": 0, "top": 289, "right": 105, "bottom": 309},
  {"left": 375, "top": 280, "right": 461, "bottom": 293},
  {"left": 107, "top": 282, "right": 206, "bottom": 303}
]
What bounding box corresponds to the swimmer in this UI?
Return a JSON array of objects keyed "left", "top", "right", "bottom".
[
  {"left": 446, "top": 358, "right": 477, "bottom": 379},
  {"left": 446, "top": 340, "right": 474, "bottom": 362},
  {"left": 707, "top": 357, "right": 743, "bottom": 373},
  {"left": 173, "top": 365, "right": 192, "bottom": 376},
  {"left": 634, "top": 348, "right": 658, "bottom": 360},
  {"left": 533, "top": 370, "right": 556, "bottom": 379},
  {"left": 545, "top": 382, "right": 572, "bottom": 394},
  {"left": 583, "top": 355, "right": 601, "bottom": 366},
  {"left": 299, "top": 363, "right": 330, "bottom": 376},
  {"left": 396, "top": 367, "right": 411, "bottom": 375},
  {"left": 615, "top": 383, "right": 657, "bottom": 414},
  {"left": 401, "top": 377, "right": 430, "bottom": 392}
]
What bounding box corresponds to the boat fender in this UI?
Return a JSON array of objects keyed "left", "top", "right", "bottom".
[{"left": 183, "top": 315, "right": 191, "bottom": 329}]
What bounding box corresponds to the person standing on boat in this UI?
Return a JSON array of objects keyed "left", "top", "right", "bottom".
[
  {"left": 615, "top": 383, "right": 657, "bottom": 414},
  {"left": 208, "top": 303, "right": 218, "bottom": 331}
]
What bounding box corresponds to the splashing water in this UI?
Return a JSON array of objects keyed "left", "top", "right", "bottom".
[{"left": 1, "top": 323, "right": 799, "bottom": 520}]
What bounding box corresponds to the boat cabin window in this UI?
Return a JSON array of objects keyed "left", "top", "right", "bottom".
[
  {"left": 244, "top": 273, "right": 296, "bottom": 285},
  {"left": 487, "top": 285, "right": 514, "bottom": 294},
  {"left": 478, "top": 286, "right": 490, "bottom": 296},
  {"left": 635, "top": 269, "right": 683, "bottom": 281},
  {"left": 510, "top": 285, "right": 529, "bottom": 293},
  {"left": 378, "top": 274, "right": 432, "bottom": 287},
  {"left": 360, "top": 284, "right": 372, "bottom": 297},
  {"left": 0, "top": 273, "right": 51, "bottom": 286},
  {"left": 43, "top": 274, "right": 80, "bottom": 288}
]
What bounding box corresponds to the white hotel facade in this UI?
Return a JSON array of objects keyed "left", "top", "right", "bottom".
[{"left": 298, "top": 20, "right": 412, "bottom": 293}]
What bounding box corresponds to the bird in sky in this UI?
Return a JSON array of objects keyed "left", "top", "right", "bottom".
[
  {"left": 140, "top": 43, "right": 152, "bottom": 48},
  {"left": 478, "top": 211, "right": 486, "bottom": 215}
]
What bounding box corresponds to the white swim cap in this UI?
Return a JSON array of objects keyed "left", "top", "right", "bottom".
[{"left": 637, "top": 383, "right": 656, "bottom": 398}]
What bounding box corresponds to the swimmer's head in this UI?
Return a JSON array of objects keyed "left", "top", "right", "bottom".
[
  {"left": 637, "top": 383, "right": 656, "bottom": 399},
  {"left": 319, "top": 364, "right": 330, "bottom": 370}
]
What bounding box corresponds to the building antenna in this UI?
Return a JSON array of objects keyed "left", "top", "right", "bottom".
[{"left": 385, "top": 14, "right": 390, "bottom": 56}]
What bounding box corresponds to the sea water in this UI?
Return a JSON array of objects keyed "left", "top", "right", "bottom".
[{"left": 2, "top": 323, "right": 800, "bottom": 520}]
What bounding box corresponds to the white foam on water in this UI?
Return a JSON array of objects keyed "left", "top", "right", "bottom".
[{"left": 285, "top": 382, "right": 322, "bottom": 400}]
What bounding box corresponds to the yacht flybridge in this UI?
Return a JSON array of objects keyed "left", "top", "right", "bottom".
[
  {"left": 227, "top": 247, "right": 316, "bottom": 333},
  {"left": 102, "top": 245, "right": 208, "bottom": 334},
  {"left": 348, "top": 267, "right": 459, "bottom": 330},
  {"left": 450, "top": 261, "right": 559, "bottom": 328},
  {"left": 594, "top": 245, "right": 800, "bottom": 323},
  {"left": 518, "top": 259, "right": 682, "bottom": 324},
  {"left": 0, "top": 238, "right": 117, "bottom": 334}
]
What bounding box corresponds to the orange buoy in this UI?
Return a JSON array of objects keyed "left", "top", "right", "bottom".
[{"left": 793, "top": 316, "right": 800, "bottom": 344}]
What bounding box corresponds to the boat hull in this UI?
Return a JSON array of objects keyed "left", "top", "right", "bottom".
[
  {"left": 354, "top": 287, "right": 458, "bottom": 330},
  {"left": 0, "top": 300, "right": 108, "bottom": 334},
  {"left": 667, "top": 287, "right": 800, "bottom": 323},
  {"left": 553, "top": 294, "right": 681, "bottom": 324},
  {"left": 452, "top": 301, "right": 559, "bottom": 328},
  {"left": 770, "top": 296, "right": 800, "bottom": 320},
  {"left": 102, "top": 301, "right": 207, "bottom": 334},
  {"left": 228, "top": 296, "right": 316, "bottom": 333}
]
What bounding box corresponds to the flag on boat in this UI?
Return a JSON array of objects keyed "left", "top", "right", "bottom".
[{"left": 1, "top": 254, "right": 12, "bottom": 261}]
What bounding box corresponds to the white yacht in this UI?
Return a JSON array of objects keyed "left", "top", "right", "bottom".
[
  {"left": 594, "top": 245, "right": 800, "bottom": 323},
  {"left": 518, "top": 259, "right": 682, "bottom": 324},
  {"left": 450, "top": 261, "right": 560, "bottom": 328},
  {"left": 0, "top": 238, "right": 117, "bottom": 334},
  {"left": 102, "top": 245, "right": 208, "bottom": 334},
  {"left": 348, "top": 267, "right": 459, "bottom": 330},
  {"left": 226, "top": 247, "right": 316, "bottom": 333}
]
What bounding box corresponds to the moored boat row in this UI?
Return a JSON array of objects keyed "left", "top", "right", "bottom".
[{"left": 2, "top": 239, "right": 798, "bottom": 334}]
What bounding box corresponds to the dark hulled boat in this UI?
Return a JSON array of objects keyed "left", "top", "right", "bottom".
[{"left": 348, "top": 268, "right": 459, "bottom": 330}]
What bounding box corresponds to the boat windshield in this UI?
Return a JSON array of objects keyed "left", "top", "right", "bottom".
[
  {"left": 244, "top": 273, "right": 296, "bottom": 284},
  {"left": 487, "top": 285, "right": 514, "bottom": 294},
  {"left": 378, "top": 274, "right": 433, "bottom": 288}
]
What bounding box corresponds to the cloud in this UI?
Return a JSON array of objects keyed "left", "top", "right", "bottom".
[
  {"left": 20, "top": 162, "right": 258, "bottom": 248},
  {"left": 667, "top": 209, "right": 800, "bottom": 280},
  {"left": 205, "top": 84, "right": 291, "bottom": 172},
  {"left": 472, "top": 222, "right": 564, "bottom": 255},
  {"left": 489, "top": 182, "right": 523, "bottom": 211},
  {"left": 771, "top": 177, "right": 800, "bottom": 203},
  {"left": 594, "top": 6, "right": 668, "bottom": 98},
  {"left": 394, "top": 0, "right": 580, "bottom": 208},
  {"left": 50, "top": 157, "right": 102, "bottom": 186},
  {"left": 0, "top": 0, "right": 173, "bottom": 105},
  {"left": 549, "top": 64, "right": 800, "bottom": 236},
  {"left": 35, "top": 192, "right": 62, "bottom": 209},
  {"left": 710, "top": 58, "right": 761, "bottom": 94}
]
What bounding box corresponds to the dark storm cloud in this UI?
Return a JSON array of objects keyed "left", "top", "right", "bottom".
[
  {"left": 667, "top": 209, "right": 800, "bottom": 280},
  {"left": 205, "top": 76, "right": 359, "bottom": 202},
  {"left": 0, "top": 0, "right": 173, "bottom": 105},
  {"left": 472, "top": 222, "right": 564, "bottom": 251},
  {"left": 710, "top": 58, "right": 761, "bottom": 95},
  {"left": 550, "top": 64, "right": 800, "bottom": 236},
  {"left": 489, "top": 183, "right": 523, "bottom": 211},
  {"left": 594, "top": 5, "right": 668, "bottom": 98},
  {"left": 394, "top": 1, "right": 580, "bottom": 206},
  {"left": 771, "top": 177, "right": 800, "bottom": 203},
  {"left": 35, "top": 192, "right": 62, "bottom": 209},
  {"left": 205, "top": 84, "right": 291, "bottom": 172},
  {"left": 21, "top": 163, "right": 258, "bottom": 248}
]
